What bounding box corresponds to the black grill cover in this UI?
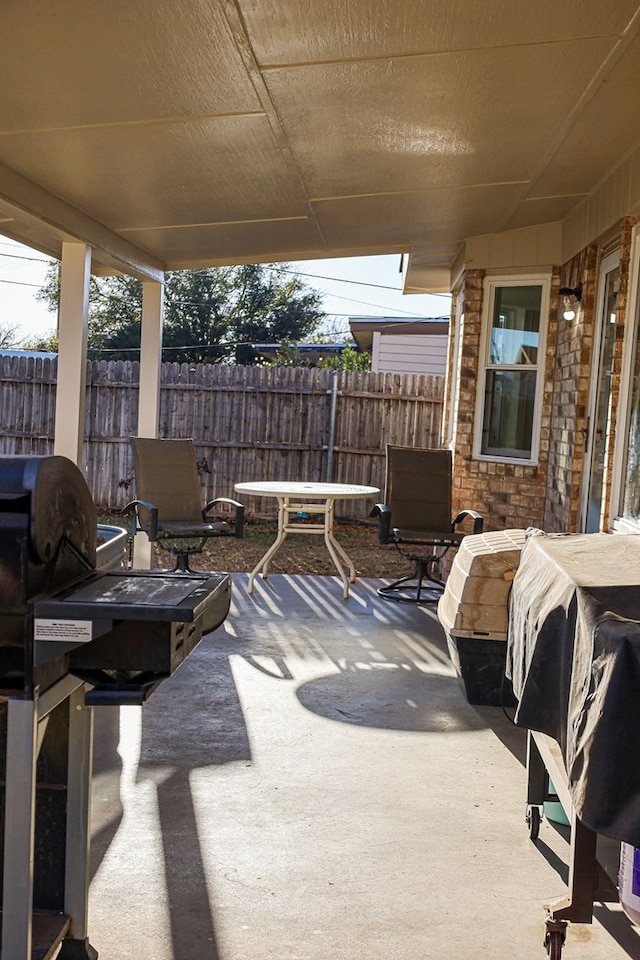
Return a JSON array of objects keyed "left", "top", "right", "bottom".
[{"left": 507, "top": 529, "right": 640, "bottom": 846}]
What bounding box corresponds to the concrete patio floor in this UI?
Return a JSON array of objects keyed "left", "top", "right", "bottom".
[{"left": 87, "top": 573, "right": 640, "bottom": 960}]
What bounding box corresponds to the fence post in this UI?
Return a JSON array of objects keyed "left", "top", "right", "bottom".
[{"left": 325, "top": 370, "right": 339, "bottom": 481}]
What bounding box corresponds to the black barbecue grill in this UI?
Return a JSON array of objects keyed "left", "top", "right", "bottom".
[{"left": 0, "top": 454, "right": 232, "bottom": 960}]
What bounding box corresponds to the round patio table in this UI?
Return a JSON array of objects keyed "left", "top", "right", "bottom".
[{"left": 234, "top": 481, "right": 379, "bottom": 598}]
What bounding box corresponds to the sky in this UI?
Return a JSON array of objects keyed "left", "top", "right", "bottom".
[{"left": 0, "top": 237, "right": 451, "bottom": 343}]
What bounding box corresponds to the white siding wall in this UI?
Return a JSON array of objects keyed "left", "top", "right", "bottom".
[{"left": 371, "top": 332, "right": 448, "bottom": 376}]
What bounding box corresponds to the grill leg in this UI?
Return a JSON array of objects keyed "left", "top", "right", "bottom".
[
  {"left": 60, "top": 686, "right": 95, "bottom": 954},
  {"left": 2, "top": 697, "right": 38, "bottom": 959},
  {"left": 2, "top": 681, "right": 99, "bottom": 960}
]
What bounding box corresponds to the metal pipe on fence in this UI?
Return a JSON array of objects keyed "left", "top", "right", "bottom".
[{"left": 325, "top": 370, "right": 339, "bottom": 481}]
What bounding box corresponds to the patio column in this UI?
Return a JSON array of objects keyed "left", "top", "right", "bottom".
[
  {"left": 138, "top": 279, "right": 164, "bottom": 438},
  {"left": 134, "top": 279, "right": 165, "bottom": 568},
  {"left": 53, "top": 241, "right": 91, "bottom": 465}
]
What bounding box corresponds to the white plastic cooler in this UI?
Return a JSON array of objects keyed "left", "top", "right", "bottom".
[{"left": 437, "top": 528, "right": 527, "bottom": 705}]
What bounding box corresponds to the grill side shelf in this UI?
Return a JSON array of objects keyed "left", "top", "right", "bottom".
[{"left": 34, "top": 571, "right": 230, "bottom": 622}]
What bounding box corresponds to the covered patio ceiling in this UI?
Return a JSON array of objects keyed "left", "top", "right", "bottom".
[{"left": 2, "top": 1, "right": 640, "bottom": 291}]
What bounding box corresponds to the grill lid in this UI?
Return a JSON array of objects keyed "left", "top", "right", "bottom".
[{"left": 0, "top": 455, "right": 97, "bottom": 565}]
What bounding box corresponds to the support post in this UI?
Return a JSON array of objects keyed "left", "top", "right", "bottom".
[
  {"left": 134, "top": 279, "right": 164, "bottom": 568},
  {"left": 325, "top": 370, "right": 339, "bottom": 482},
  {"left": 138, "top": 280, "right": 164, "bottom": 438},
  {"left": 54, "top": 242, "right": 91, "bottom": 465}
]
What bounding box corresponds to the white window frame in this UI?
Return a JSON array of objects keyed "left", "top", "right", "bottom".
[
  {"left": 473, "top": 273, "right": 551, "bottom": 466},
  {"left": 612, "top": 226, "right": 640, "bottom": 532},
  {"left": 579, "top": 249, "right": 620, "bottom": 532},
  {"left": 446, "top": 288, "right": 463, "bottom": 448}
]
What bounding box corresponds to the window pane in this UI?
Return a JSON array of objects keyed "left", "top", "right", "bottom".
[
  {"left": 490, "top": 286, "right": 541, "bottom": 365},
  {"left": 481, "top": 369, "right": 536, "bottom": 458}
]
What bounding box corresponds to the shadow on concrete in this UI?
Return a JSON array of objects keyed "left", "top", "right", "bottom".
[
  {"left": 86, "top": 574, "right": 536, "bottom": 959},
  {"left": 531, "top": 835, "right": 570, "bottom": 886},
  {"left": 132, "top": 637, "right": 251, "bottom": 960},
  {"left": 593, "top": 904, "right": 640, "bottom": 957},
  {"left": 155, "top": 771, "right": 220, "bottom": 959},
  {"left": 90, "top": 706, "right": 123, "bottom": 882},
  {"left": 470, "top": 702, "right": 527, "bottom": 766},
  {"left": 138, "top": 647, "right": 251, "bottom": 768},
  {"left": 90, "top": 635, "right": 250, "bottom": 958},
  {"left": 530, "top": 827, "right": 640, "bottom": 959},
  {"left": 227, "top": 573, "right": 492, "bottom": 734},
  {"left": 296, "top": 666, "right": 488, "bottom": 732}
]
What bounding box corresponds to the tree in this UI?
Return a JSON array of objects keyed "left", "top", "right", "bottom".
[
  {"left": 317, "top": 345, "right": 370, "bottom": 371},
  {"left": 30, "top": 263, "right": 325, "bottom": 363},
  {"left": 261, "top": 340, "right": 370, "bottom": 370},
  {"left": 229, "top": 265, "right": 326, "bottom": 365},
  {"left": 0, "top": 321, "right": 23, "bottom": 350}
]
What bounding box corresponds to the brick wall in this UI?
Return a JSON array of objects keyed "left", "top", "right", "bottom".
[
  {"left": 449, "top": 220, "right": 636, "bottom": 535},
  {"left": 543, "top": 222, "right": 634, "bottom": 531},
  {"left": 542, "top": 245, "right": 596, "bottom": 532},
  {"left": 449, "top": 268, "right": 559, "bottom": 532}
]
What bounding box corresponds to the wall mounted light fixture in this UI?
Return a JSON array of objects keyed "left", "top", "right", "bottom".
[{"left": 559, "top": 284, "right": 582, "bottom": 321}]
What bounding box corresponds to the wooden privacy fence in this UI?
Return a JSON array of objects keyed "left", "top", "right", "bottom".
[{"left": 0, "top": 355, "right": 444, "bottom": 519}]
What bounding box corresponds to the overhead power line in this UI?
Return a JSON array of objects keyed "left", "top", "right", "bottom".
[
  {"left": 282, "top": 266, "right": 451, "bottom": 299},
  {"left": 0, "top": 278, "right": 44, "bottom": 289},
  {"left": 0, "top": 251, "right": 53, "bottom": 263},
  {"left": 0, "top": 253, "right": 449, "bottom": 298},
  {"left": 0, "top": 255, "right": 452, "bottom": 321},
  {"left": 0, "top": 252, "right": 451, "bottom": 301}
]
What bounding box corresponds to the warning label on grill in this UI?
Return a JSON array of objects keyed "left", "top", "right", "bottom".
[{"left": 34, "top": 619, "right": 93, "bottom": 643}]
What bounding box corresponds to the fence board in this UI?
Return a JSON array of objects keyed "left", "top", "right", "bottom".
[{"left": 0, "top": 358, "right": 443, "bottom": 519}]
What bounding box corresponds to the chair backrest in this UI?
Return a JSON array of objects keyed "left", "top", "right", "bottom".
[
  {"left": 385, "top": 445, "right": 452, "bottom": 531},
  {"left": 131, "top": 437, "right": 203, "bottom": 523}
]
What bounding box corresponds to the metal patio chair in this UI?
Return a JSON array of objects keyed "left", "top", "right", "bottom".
[
  {"left": 122, "top": 437, "right": 244, "bottom": 571},
  {"left": 370, "top": 445, "right": 483, "bottom": 603}
]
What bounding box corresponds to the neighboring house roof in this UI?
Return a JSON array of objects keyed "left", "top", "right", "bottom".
[
  {"left": 347, "top": 316, "right": 450, "bottom": 376},
  {"left": 348, "top": 317, "right": 449, "bottom": 353},
  {"left": 0, "top": 349, "right": 57, "bottom": 360}
]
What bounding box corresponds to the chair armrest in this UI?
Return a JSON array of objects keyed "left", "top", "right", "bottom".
[
  {"left": 120, "top": 499, "right": 159, "bottom": 541},
  {"left": 203, "top": 498, "right": 245, "bottom": 538},
  {"left": 370, "top": 503, "right": 392, "bottom": 544},
  {"left": 452, "top": 510, "right": 483, "bottom": 535}
]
